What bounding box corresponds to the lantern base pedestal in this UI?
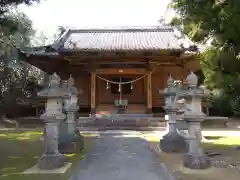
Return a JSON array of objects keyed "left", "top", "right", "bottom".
[
  {"left": 90, "top": 108, "right": 96, "bottom": 115},
  {"left": 160, "top": 131, "right": 188, "bottom": 153},
  {"left": 38, "top": 153, "right": 66, "bottom": 170},
  {"left": 59, "top": 132, "right": 84, "bottom": 154},
  {"left": 183, "top": 153, "right": 211, "bottom": 169}
]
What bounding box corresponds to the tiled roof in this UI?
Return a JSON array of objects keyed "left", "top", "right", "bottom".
[
  {"left": 19, "top": 46, "right": 59, "bottom": 57},
  {"left": 57, "top": 26, "right": 195, "bottom": 51}
]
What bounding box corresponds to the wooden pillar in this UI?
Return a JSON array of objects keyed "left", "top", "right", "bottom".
[
  {"left": 90, "top": 72, "right": 96, "bottom": 114},
  {"left": 36, "top": 107, "right": 38, "bottom": 117},
  {"left": 144, "top": 76, "right": 147, "bottom": 102},
  {"left": 146, "top": 72, "right": 152, "bottom": 113}
]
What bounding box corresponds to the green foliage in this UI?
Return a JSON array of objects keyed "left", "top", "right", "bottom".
[
  {"left": 0, "top": 3, "right": 41, "bottom": 117},
  {"left": 170, "top": 0, "right": 240, "bottom": 43},
  {"left": 208, "top": 90, "right": 233, "bottom": 116},
  {"left": 170, "top": 0, "right": 240, "bottom": 116},
  {"left": 0, "top": 0, "right": 40, "bottom": 36}
]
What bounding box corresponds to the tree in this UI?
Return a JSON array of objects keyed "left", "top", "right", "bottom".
[
  {"left": 0, "top": 0, "right": 40, "bottom": 37},
  {"left": 0, "top": 7, "right": 42, "bottom": 119},
  {"left": 170, "top": 0, "right": 240, "bottom": 116}
]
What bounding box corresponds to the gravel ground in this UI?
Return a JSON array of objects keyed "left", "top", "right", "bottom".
[{"left": 149, "top": 142, "right": 240, "bottom": 180}]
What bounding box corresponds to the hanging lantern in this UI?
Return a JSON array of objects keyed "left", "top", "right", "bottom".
[{"left": 106, "top": 81, "right": 109, "bottom": 90}]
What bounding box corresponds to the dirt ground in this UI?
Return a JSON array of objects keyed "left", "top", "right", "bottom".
[{"left": 149, "top": 142, "right": 240, "bottom": 180}]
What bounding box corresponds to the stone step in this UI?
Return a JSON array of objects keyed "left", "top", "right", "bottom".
[
  {"left": 79, "top": 121, "right": 166, "bottom": 127},
  {"left": 77, "top": 116, "right": 166, "bottom": 125},
  {"left": 96, "top": 104, "right": 147, "bottom": 114},
  {"left": 78, "top": 118, "right": 167, "bottom": 126},
  {"left": 77, "top": 126, "right": 166, "bottom": 131}
]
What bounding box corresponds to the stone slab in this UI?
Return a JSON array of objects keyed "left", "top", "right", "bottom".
[
  {"left": 178, "top": 165, "right": 218, "bottom": 175},
  {"left": 79, "top": 130, "right": 142, "bottom": 135},
  {"left": 22, "top": 163, "right": 72, "bottom": 174},
  {"left": 183, "top": 154, "right": 211, "bottom": 169}
]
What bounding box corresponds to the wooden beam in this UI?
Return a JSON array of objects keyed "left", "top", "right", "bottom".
[
  {"left": 68, "top": 58, "right": 182, "bottom": 67},
  {"left": 70, "top": 61, "right": 147, "bottom": 65},
  {"left": 65, "top": 55, "right": 179, "bottom": 62},
  {"left": 94, "top": 68, "right": 148, "bottom": 74},
  {"left": 99, "top": 64, "right": 146, "bottom": 69},
  {"left": 62, "top": 49, "right": 182, "bottom": 58}
]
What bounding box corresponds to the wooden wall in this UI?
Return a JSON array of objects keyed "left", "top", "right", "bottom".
[
  {"left": 73, "top": 59, "right": 200, "bottom": 109},
  {"left": 151, "top": 66, "right": 187, "bottom": 106},
  {"left": 74, "top": 73, "right": 91, "bottom": 106},
  {"left": 96, "top": 74, "right": 145, "bottom": 104}
]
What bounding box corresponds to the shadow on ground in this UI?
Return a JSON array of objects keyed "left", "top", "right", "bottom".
[
  {"left": 0, "top": 129, "right": 96, "bottom": 180},
  {"left": 147, "top": 134, "right": 240, "bottom": 180}
]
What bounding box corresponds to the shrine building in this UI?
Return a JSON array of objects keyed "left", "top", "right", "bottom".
[{"left": 19, "top": 26, "right": 200, "bottom": 116}]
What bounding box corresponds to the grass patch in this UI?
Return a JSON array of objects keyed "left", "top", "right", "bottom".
[
  {"left": 81, "top": 133, "right": 99, "bottom": 138},
  {"left": 0, "top": 130, "right": 43, "bottom": 141},
  {"left": 203, "top": 136, "right": 240, "bottom": 150},
  {"left": 0, "top": 129, "right": 95, "bottom": 180},
  {"left": 143, "top": 133, "right": 240, "bottom": 149},
  {"left": 142, "top": 135, "right": 160, "bottom": 142},
  {"left": 147, "top": 134, "right": 240, "bottom": 180}
]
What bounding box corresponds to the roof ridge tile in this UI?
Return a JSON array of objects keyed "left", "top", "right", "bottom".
[{"left": 69, "top": 26, "right": 174, "bottom": 33}]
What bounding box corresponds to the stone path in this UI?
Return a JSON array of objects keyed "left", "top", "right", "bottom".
[{"left": 70, "top": 132, "right": 175, "bottom": 180}]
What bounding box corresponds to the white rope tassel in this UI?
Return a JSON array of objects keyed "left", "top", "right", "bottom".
[
  {"left": 118, "top": 84, "right": 121, "bottom": 92},
  {"left": 97, "top": 73, "right": 149, "bottom": 85},
  {"left": 96, "top": 64, "right": 157, "bottom": 85},
  {"left": 106, "top": 81, "right": 109, "bottom": 89}
]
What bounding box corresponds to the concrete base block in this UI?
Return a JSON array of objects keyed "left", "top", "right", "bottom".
[
  {"left": 183, "top": 153, "right": 211, "bottom": 169},
  {"left": 23, "top": 163, "right": 71, "bottom": 174},
  {"left": 160, "top": 132, "right": 188, "bottom": 153},
  {"left": 38, "top": 153, "right": 66, "bottom": 170}
]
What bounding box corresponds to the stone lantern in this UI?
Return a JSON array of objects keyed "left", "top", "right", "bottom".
[
  {"left": 37, "top": 73, "right": 67, "bottom": 170},
  {"left": 59, "top": 75, "right": 84, "bottom": 153},
  {"left": 181, "top": 72, "right": 211, "bottom": 169},
  {"left": 160, "top": 75, "right": 188, "bottom": 153}
]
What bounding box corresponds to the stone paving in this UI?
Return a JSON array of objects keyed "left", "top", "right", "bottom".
[{"left": 70, "top": 132, "right": 175, "bottom": 180}]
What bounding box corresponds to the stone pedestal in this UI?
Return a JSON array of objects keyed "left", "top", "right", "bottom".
[
  {"left": 160, "top": 75, "right": 188, "bottom": 153},
  {"left": 65, "top": 109, "right": 76, "bottom": 135},
  {"left": 160, "top": 107, "right": 188, "bottom": 153},
  {"left": 37, "top": 73, "right": 67, "bottom": 170},
  {"left": 59, "top": 76, "right": 84, "bottom": 154},
  {"left": 182, "top": 117, "right": 211, "bottom": 169},
  {"left": 38, "top": 118, "right": 66, "bottom": 170},
  {"left": 59, "top": 105, "right": 84, "bottom": 154},
  {"left": 59, "top": 79, "right": 71, "bottom": 140},
  {"left": 183, "top": 153, "right": 210, "bottom": 169},
  {"left": 181, "top": 72, "right": 211, "bottom": 169}
]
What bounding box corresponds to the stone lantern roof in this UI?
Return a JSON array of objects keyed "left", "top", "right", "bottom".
[
  {"left": 167, "top": 75, "right": 175, "bottom": 87},
  {"left": 186, "top": 72, "right": 198, "bottom": 87},
  {"left": 38, "top": 73, "right": 66, "bottom": 98}
]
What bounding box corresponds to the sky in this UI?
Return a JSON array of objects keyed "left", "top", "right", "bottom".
[{"left": 18, "top": 0, "right": 174, "bottom": 37}]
